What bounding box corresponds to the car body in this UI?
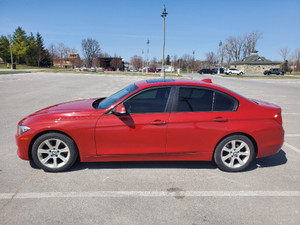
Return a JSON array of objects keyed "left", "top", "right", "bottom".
[
  {"left": 225, "top": 68, "right": 244, "bottom": 75},
  {"left": 16, "top": 79, "right": 284, "bottom": 172},
  {"left": 264, "top": 68, "right": 284, "bottom": 75},
  {"left": 198, "top": 69, "right": 213, "bottom": 74}
]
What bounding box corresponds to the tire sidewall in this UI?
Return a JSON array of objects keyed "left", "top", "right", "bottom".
[
  {"left": 214, "top": 135, "right": 255, "bottom": 172},
  {"left": 31, "top": 132, "right": 78, "bottom": 172}
]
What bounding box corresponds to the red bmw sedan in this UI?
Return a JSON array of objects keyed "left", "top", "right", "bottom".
[{"left": 16, "top": 79, "right": 284, "bottom": 172}]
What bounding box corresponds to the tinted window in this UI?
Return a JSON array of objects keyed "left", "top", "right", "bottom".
[
  {"left": 177, "top": 87, "right": 213, "bottom": 112},
  {"left": 214, "top": 92, "right": 236, "bottom": 111},
  {"left": 124, "top": 87, "right": 171, "bottom": 114}
]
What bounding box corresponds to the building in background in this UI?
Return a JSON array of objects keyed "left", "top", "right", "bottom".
[
  {"left": 53, "top": 53, "right": 83, "bottom": 68},
  {"left": 93, "top": 57, "right": 124, "bottom": 71},
  {"left": 235, "top": 51, "right": 280, "bottom": 74}
]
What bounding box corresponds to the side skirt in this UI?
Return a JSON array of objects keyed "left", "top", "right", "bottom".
[{"left": 80, "top": 151, "right": 212, "bottom": 162}]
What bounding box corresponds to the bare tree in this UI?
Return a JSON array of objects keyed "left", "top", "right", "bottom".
[
  {"left": 225, "top": 36, "right": 244, "bottom": 64},
  {"left": 294, "top": 48, "right": 300, "bottom": 71},
  {"left": 131, "top": 55, "right": 142, "bottom": 71},
  {"left": 295, "top": 48, "right": 300, "bottom": 61},
  {"left": 205, "top": 52, "right": 217, "bottom": 68},
  {"left": 110, "top": 58, "right": 123, "bottom": 71},
  {"left": 279, "top": 47, "right": 290, "bottom": 61},
  {"left": 242, "top": 31, "right": 262, "bottom": 57},
  {"left": 224, "top": 31, "right": 262, "bottom": 64},
  {"left": 47, "top": 43, "right": 58, "bottom": 66},
  {"left": 81, "top": 38, "right": 101, "bottom": 67},
  {"left": 172, "top": 55, "right": 178, "bottom": 68},
  {"left": 181, "top": 54, "right": 193, "bottom": 71}
]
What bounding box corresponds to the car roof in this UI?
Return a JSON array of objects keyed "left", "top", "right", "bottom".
[{"left": 135, "top": 78, "right": 222, "bottom": 90}]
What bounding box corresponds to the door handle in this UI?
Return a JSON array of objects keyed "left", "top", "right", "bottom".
[
  {"left": 150, "top": 120, "right": 167, "bottom": 125},
  {"left": 214, "top": 117, "right": 228, "bottom": 122}
]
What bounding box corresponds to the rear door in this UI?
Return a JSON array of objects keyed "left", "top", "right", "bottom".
[{"left": 166, "top": 86, "right": 238, "bottom": 154}]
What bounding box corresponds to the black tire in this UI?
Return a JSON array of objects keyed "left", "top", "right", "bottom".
[
  {"left": 214, "top": 135, "right": 255, "bottom": 172},
  {"left": 31, "top": 132, "right": 78, "bottom": 172}
]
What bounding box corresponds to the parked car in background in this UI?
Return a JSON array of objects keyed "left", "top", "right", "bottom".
[
  {"left": 225, "top": 68, "right": 244, "bottom": 75},
  {"left": 198, "top": 69, "right": 213, "bottom": 74},
  {"left": 211, "top": 68, "right": 225, "bottom": 74},
  {"left": 16, "top": 79, "right": 284, "bottom": 172},
  {"left": 264, "top": 68, "right": 285, "bottom": 75},
  {"left": 143, "top": 68, "right": 157, "bottom": 73}
]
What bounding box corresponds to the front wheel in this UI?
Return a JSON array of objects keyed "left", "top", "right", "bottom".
[
  {"left": 31, "top": 132, "right": 78, "bottom": 172},
  {"left": 214, "top": 135, "right": 255, "bottom": 172}
]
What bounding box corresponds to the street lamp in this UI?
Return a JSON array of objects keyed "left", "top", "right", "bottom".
[
  {"left": 8, "top": 35, "right": 14, "bottom": 70},
  {"left": 161, "top": 5, "right": 167, "bottom": 79},
  {"left": 218, "top": 41, "right": 222, "bottom": 75}
]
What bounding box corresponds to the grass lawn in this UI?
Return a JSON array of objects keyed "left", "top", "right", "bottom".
[
  {"left": 0, "top": 71, "right": 30, "bottom": 74},
  {"left": 0, "top": 63, "right": 45, "bottom": 69}
]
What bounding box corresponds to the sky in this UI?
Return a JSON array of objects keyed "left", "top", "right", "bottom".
[{"left": 0, "top": 0, "right": 299, "bottom": 62}]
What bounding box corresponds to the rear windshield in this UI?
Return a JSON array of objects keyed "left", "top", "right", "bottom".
[{"left": 98, "top": 84, "right": 138, "bottom": 109}]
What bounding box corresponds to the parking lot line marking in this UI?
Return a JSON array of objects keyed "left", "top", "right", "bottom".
[
  {"left": 1, "top": 191, "right": 300, "bottom": 200},
  {"left": 284, "top": 142, "right": 300, "bottom": 154},
  {"left": 285, "top": 134, "right": 300, "bottom": 137},
  {"left": 282, "top": 113, "right": 300, "bottom": 115}
]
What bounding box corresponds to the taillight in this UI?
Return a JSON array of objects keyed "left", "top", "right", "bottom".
[{"left": 274, "top": 113, "right": 282, "bottom": 125}]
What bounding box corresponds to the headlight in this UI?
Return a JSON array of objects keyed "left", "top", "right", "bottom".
[{"left": 18, "top": 125, "right": 31, "bottom": 135}]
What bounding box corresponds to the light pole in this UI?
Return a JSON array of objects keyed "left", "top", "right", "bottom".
[
  {"left": 146, "top": 39, "right": 149, "bottom": 73},
  {"left": 8, "top": 35, "right": 14, "bottom": 70},
  {"left": 192, "top": 50, "right": 195, "bottom": 74},
  {"left": 142, "top": 50, "right": 144, "bottom": 73},
  {"left": 218, "top": 41, "right": 222, "bottom": 75},
  {"left": 161, "top": 5, "right": 167, "bottom": 79}
]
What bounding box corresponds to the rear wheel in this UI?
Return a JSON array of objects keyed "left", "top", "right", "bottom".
[
  {"left": 214, "top": 135, "right": 255, "bottom": 172},
  {"left": 31, "top": 132, "right": 78, "bottom": 172}
]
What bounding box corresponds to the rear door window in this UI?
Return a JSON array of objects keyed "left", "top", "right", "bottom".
[{"left": 175, "top": 87, "right": 238, "bottom": 112}]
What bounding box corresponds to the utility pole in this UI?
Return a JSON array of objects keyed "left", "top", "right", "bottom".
[
  {"left": 192, "top": 50, "right": 195, "bottom": 74},
  {"left": 161, "top": 5, "right": 167, "bottom": 80},
  {"left": 218, "top": 41, "right": 222, "bottom": 75},
  {"left": 146, "top": 39, "right": 149, "bottom": 73},
  {"left": 8, "top": 35, "right": 14, "bottom": 70},
  {"left": 142, "top": 50, "right": 144, "bottom": 73}
]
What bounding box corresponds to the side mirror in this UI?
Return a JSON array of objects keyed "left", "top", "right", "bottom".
[{"left": 112, "top": 104, "right": 127, "bottom": 115}]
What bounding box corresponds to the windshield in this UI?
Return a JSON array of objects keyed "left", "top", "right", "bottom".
[{"left": 98, "top": 83, "right": 138, "bottom": 109}]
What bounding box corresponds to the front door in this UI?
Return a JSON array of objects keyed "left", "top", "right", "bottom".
[{"left": 95, "top": 87, "right": 172, "bottom": 155}]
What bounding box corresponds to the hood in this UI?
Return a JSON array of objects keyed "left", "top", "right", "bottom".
[
  {"left": 33, "top": 98, "right": 98, "bottom": 115},
  {"left": 19, "top": 98, "right": 105, "bottom": 125}
]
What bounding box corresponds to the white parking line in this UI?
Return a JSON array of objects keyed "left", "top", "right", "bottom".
[
  {"left": 282, "top": 113, "right": 300, "bottom": 115},
  {"left": 285, "top": 134, "right": 300, "bottom": 137},
  {"left": 284, "top": 142, "right": 300, "bottom": 154},
  {"left": 1, "top": 191, "right": 300, "bottom": 200}
]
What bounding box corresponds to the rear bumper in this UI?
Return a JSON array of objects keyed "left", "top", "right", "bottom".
[{"left": 256, "top": 126, "right": 284, "bottom": 158}]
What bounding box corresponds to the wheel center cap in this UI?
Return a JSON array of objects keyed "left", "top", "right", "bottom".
[
  {"left": 52, "top": 151, "right": 56, "bottom": 155},
  {"left": 233, "top": 152, "right": 237, "bottom": 156}
]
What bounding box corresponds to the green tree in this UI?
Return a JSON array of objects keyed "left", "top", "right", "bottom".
[
  {"left": 12, "top": 27, "right": 28, "bottom": 64},
  {"left": 166, "top": 54, "right": 170, "bottom": 65},
  {"left": 0, "top": 35, "right": 11, "bottom": 63},
  {"left": 25, "top": 33, "right": 37, "bottom": 66},
  {"left": 282, "top": 60, "right": 289, "bottom": 72},
  {"left": 35, "top": 32, "right": 51, "bottom": 67}
]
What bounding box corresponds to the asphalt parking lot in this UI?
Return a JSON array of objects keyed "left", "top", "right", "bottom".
[{"left": 0, "top": 72, "right": 299, "bottom": 225}]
